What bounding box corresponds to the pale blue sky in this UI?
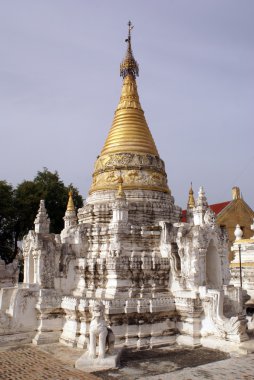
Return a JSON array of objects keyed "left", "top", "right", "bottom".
[{"left": 0, "top": 0, "right": 253, "bottom": 209}]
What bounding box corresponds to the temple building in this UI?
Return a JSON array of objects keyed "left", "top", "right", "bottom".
[
  {"left": 0, "top": 23, "right": 250, "bottom": 355},
  {"left": 183, "top": 186, "right": 254, "bottom": 259}
]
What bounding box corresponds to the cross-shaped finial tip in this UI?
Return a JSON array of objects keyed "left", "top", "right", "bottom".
[
  {"left": 128, "top": 20, "right": 134, "bottom": 34},
  {"left": 120, "top": 21, "right": 139, "bottom": 79}
]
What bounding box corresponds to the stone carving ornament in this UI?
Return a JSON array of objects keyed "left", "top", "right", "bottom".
[
  {"left": 95, "top": 153, "right": 165, "bottom": 172},
  {"left": 204, "top": 208, "right": 216, "bottom": 227},
  {"left": 90, "top": 151, "right": 169, "bottom": 193},
  {"left": 91, "top": 168, "right": 168, "bottom": 193},
  {"left": 88, "top": 301, "right": 115, "bottom": 359}
]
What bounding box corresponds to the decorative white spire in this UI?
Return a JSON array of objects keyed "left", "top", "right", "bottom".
[
  {"left": 196, "top": 186, "right": 208, "bottom": 208},
  {"left": 34, "top": 200, "right": 50, "bottom": 234},
  {"left": 110, "top": 175, "right": 128, "bottom": 227},
  {"left": 193, "top": 186, "right": 209, "bottom": 226}
]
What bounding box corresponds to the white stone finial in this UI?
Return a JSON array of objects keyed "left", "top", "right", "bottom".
[
  {"left": 34, "top": 200, "right": 50, "bottom": 234},
  {"left": 234, "top": 224, "right": 243, "bottom": 241},
  {"left": 251, "top": 218, "right": 254, "bottom": 239},
  {"left": 193, "top": 186, "right": 209, "bottom": 226},
  {"left": 39, "top": 200, "right": 45, "bottom": 209},
  {"left": 199, "top": 186, "right": 204, "bottom": 195},
  {"left": 196, "top": 186, "right": 208, "bottom": 207},
  {"left": 111, "top": 183, "right": 129, "bottom": 226}
]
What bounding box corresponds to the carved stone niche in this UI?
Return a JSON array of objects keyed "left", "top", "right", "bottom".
[{"left": 205, "top": 240, "right": 222, "bottom": 289}]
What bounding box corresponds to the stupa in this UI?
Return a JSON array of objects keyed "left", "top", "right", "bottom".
[{"left": 0, "top": 23, "right": 249, "bottom": 354}]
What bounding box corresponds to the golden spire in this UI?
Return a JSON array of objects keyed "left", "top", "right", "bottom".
[
  {"left": 67, "top": 190, "right": 75, "bottom": 212},
  {"left": 89, "top": 22, "right": 169, "bottom": 195},
  {"left": 187, "top": 183, "right": 195, "bottom": 208},
  {"left": 100, "top": 21, "right": 158, "bottom": 157}
]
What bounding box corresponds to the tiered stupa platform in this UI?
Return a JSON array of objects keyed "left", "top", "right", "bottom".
[{"left": 0, "top": 22, "right": 249, "bottom": 355}]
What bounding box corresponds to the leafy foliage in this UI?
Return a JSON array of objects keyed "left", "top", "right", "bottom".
[
  {"left": 14, "top": 180, "right": 41, "bottom": 240},
  {"left": 0, "top": 181, "right": 16, "bottom": 263},
  {"left": 0, "top": 169, "right": 83, "bottom": 263},
  {"left": 33, "top": 168, "right": 83, "bottom": 233}
]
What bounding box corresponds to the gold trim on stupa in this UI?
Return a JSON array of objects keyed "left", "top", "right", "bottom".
[{"left": 89, "top": 22, "right": 169, "bottom": 195}]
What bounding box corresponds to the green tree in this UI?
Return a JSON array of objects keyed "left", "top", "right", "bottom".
[
  {"left": 14, "top": 180, "right": 41, "bottom": 242},
  {"left": 34, "top": 168, "right": 83, "bottom": 233},
  {"left": 0, "top": 168, "right": 83, "bottom": 263},
  {"left": 15, "top": 168, "right": 83, "bottom": 237},
  {"left": 0, "top": 181, "right": 16, "bottom": 263}
]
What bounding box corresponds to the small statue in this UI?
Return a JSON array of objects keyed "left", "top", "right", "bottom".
[{"left": 89, "top": 301, "right": 115, "bottom": 359}]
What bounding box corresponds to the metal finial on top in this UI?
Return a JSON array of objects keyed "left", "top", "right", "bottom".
[
  {"left": 120, "top": 21, "right": 139, "bottom": 79},
  {"left": 187, "top": 182, "right": 195, "bottom": 209},
  {"left": 126, "top": 20, "right": 134, "bottom": 43}
]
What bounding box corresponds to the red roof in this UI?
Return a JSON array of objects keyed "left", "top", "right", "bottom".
[
  {"left": 181, "top": 201, "right": 231, "bottom": 222},
  {"left": 209, "top": 201, "right": 231, "bottom": 215}
]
